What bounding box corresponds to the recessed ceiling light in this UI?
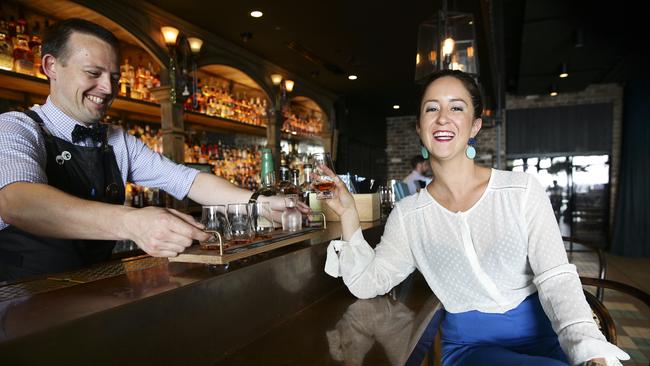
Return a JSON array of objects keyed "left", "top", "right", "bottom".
[
  {"left": 250, "top": 10, "right": 263, "bottom": 18},
  {"left": 393, "top": 105, "right": 400, "bottom": 110},
  {"left": 348, "top": 75, "right": 358, "bottom": 80}
]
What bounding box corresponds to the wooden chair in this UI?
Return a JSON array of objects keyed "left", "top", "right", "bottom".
[{"left": 413, "top": 278, "right": 650, "bottom": 365}]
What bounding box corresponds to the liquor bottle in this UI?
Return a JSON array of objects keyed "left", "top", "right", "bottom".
[
  {"left": 29, "top": 22, "right": 44, "bottom": 78},
  {"left": 300, "top": 163, "right": 313, "bottom": 205},
  {"left": 277, "top": 166, "right": 300, "bottom": 195},
  {"left": 0, "top": 18, "right": 13, "bottom": 71},
  {"left": 253, "top": 148, "right": 277, "bottom": 198},
  {"left": 12, "top": 13, "right": 33, "bottom": 76}
]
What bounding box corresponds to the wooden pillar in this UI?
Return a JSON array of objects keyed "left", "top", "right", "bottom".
[
  {"left": 267, "top": 97, "right": 283, "bottom": 176},
  {"left": 150, "top": 86, "right": 185, "bottom": 163}
]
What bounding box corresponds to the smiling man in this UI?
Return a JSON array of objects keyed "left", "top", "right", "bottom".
[{"left": 0, "top": 19, "right": 296, "bottom": 281}]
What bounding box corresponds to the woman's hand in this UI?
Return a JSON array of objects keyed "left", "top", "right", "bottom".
[{"left": 318, "top": 165, "right": 360, "bottom": 240}]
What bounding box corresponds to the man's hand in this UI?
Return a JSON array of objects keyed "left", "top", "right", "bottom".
[
  {"left": 259, "top": 195, "right": 311, "bottom": 224},
  {"left": 121, "top": 207, "right": 210, "bottom": 257}
]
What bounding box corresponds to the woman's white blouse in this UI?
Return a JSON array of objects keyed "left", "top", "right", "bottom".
[{"left": 325, "top": 169, "right": 628, "bottom": 365}]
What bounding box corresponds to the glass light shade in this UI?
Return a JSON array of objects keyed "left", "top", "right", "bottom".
[
  {"left": 284, "top": 79, "right": 295, "bottom": 92},
  {"left": 187, "top": 37, "right": 203, "bottom": 54},
  {"left": 161, "top": 26, "right": 179, "bottom": 46},
  {"left": 270, "top": 73, "right": 283, "bottom": 85},
  {"left": 415, "top": 11, "right": 478, "bottom": 81}
]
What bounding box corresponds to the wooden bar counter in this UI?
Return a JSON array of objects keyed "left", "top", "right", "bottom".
[{"left": 0, "top": 221, "right": 440, "bottom": 365}]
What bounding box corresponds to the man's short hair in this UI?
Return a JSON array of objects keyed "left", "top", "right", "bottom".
[
  {"left": 410, "top": 155, "right": 426, "bottom": 169},
  {"left": 42, "top": 18, "right": 120, "bottom": 65}
]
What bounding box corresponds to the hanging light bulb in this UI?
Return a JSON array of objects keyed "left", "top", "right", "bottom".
[{"left": 442, "top": 37, "right": 455, "bottom": 57}]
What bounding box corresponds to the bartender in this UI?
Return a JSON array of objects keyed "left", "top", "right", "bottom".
[{"left": 0, "top": 19, "right": 297, "bottom": 281}]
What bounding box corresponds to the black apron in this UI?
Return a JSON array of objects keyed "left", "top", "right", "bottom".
[{"left": 0, "top": 110, "right": 125, "bottom": 282}]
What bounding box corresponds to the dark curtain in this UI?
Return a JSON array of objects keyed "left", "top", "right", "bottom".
[
  {"left": 611, "top": 80, "right": 650, "bottom": 256},
  {"left": 506, "top": 104, "right": 613, "bottom": 156}
]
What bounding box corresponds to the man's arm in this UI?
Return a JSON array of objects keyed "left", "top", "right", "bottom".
[
  {"left": 0, "top": 182, "right": 210, "bottom": 256},
  {"left": 186, "top": 172, "right": 254, "bottom": 206}
]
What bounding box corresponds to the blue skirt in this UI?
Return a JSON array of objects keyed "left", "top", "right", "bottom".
[{"left": 441, "top": 293, "right": 569, "bottom": 366}]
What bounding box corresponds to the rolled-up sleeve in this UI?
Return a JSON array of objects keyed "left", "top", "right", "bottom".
[
  {"left": 123, "top": 132, "right": 199, "bottom": 200},
  {"left": 325, "top": 205, "right": 416, "bottom": 299},
  {"left": 0, "top": 112, "right": 48, "bottom": 230},
  {"left": 524, "top": 175, "right": 629, "bottom": 364}
]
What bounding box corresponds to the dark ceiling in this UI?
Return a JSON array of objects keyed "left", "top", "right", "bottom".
[{"left": 149, "top": 0, "right": 648, "bottom": 118}]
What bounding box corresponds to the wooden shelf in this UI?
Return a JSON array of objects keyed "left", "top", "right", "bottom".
[
  {"left": 184, "top": 110, "right": 267, "bottom": 136},
  {"left": 0, "top": 70, "right": 326, "bottom": 143},
  {"left": 0, "top": 69, "right": 161, "bottom": 122}
]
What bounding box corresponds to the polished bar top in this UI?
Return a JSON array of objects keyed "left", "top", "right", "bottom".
[
  {"left": 215, "top": 272, "right": 440, "bottom": 366},
  {"left": 0, "top": 221, "right": 439, "bottom": 365}
]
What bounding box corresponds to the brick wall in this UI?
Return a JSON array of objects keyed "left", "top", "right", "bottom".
[
  {"left": 385, "top": 116, "right": 420, "bottom": 181},
  {"left": 506, "top": 83, "right": 624, "bottom": 229}
]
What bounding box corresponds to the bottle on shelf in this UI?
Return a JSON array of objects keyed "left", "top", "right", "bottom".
[
  {"left": 12, "top": 11, "right": 33, "bottom": 76},
  {"left": 277, "top": 165, "right": 300, "bottom": 195},
  {"left": 300, "top": 163, "right": 313, "bottom": 205},
  {"left": 0, "top": 17, "right": 13, "bottom": 71},
  {"left": 29, "top": 21, "right": 44, "bottom": 78},
  {"left": 254, "top": 148, "right": 278, "bottom": 199}
]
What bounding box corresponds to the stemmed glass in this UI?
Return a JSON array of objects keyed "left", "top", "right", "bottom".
[{"left": 310, "top": 152, "right": 336, "bottom": 200}]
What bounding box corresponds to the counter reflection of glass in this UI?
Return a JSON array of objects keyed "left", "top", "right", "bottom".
[
  {"left": 200, "top": 205, "right": 229, "bottom": 250},
  {"left": 310, "top": 152, "right": 336, "bottom": 199},
  {"left": 326, "top": 297, "right": 415, "bottom": 366},
  {"left": 227, "top": 203, "right": 254, "bottom": 244},
  {"left": 251, "top": 201, "right": 274, "bottom": 238}
]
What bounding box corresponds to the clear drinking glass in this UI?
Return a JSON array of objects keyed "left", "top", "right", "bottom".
[
  {"left": 227, "top": 203, "right": 254, "bottom": 244},
  {"left": 282, "top": 194, "right": 303, "bottom": 232},
  {"left": 200, "top": 205, "right": 230, "bottom": 250},
  {"left": 310, "top": 152, "right": 336, "bottom": 200},
  {"left": 250, "top": 201, "right": 274, "bottom": 239}
]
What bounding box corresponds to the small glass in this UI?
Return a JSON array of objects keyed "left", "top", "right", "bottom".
[
  {"left": 310, "top": 152, "right": 336, "bottom": 200},
  {"left": 200, "top": 205, "right": 230, "bottom": 250},
  {"left": 250, "top": 201, "right": 274, "bottom": 239},
  {"left": 227, "top": 203, "right": 254, "bottom": 244},
  {"left": 282, "top": 194, "right": 302, "bottom": 232}
]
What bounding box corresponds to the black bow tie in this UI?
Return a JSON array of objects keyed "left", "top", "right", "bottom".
[{"left": 71, "top": 123, "right": 107, "bottom": 143}]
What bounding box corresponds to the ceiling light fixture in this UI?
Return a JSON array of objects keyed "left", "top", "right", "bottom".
[
  {"left": 348, "top": 75, "right": 358, "bottom": 80},
  {"left": 250, "top": 10, "right": 263, "bottom": 18},
  {"left": 559, "top": 62, "right": 568, "bottom": 78},
  {"left": 415, "top": 0, "right": 478, "bottom": 81},
  {"left": 549, "top": 85, "right": 558, "bottom": 97},
  {"left": 393, "top": 105, "right": 400, "bottom": 110}
]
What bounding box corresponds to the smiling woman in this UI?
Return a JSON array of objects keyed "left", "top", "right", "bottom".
[{"left": 323, "top": 69, "right": 630, "bottom": 366}]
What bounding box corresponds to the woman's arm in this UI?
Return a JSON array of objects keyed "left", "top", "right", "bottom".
[
  {"left": 324, "top": 174, "right": 416, "bottom": 299},
  {"left": 524, "top": 175, "right": 628, "bottom": 365}
]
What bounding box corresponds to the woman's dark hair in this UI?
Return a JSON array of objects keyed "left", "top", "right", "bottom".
[
  {"left": 42, "top": 18, "right": 120, "bottom": 65},
  {"left": 416, "top": 70, "right": 484, "bottom": 121}
]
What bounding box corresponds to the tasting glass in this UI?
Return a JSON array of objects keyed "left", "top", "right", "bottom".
[
  {"left": 310, "top": 152, "right": 336, "bottom": 200},
  {"left": 250, "top": 201, "right": 274, "bottom": 239},
  {"left": 227, "top": 203, "right": 254, "bottom": 244},
  {"left": 200, "top": 205, "right": 230, "bottom": 250}
]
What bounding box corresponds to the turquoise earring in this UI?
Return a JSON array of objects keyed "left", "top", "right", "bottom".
[
  {"left": 420, "top": 144, "right": 429, "bottom": 159},
  {"left": 465, "top": 137, "right": 477, "bottom": 159}
]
